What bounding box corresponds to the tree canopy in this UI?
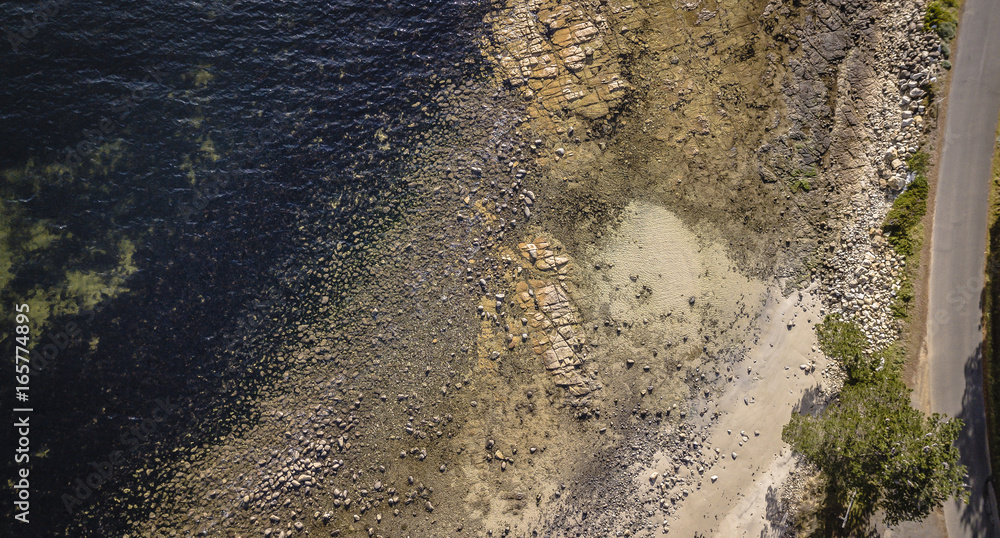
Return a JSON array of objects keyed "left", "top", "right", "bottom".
[
  {"left": 783, "top": 371, "right": 967, "bottom": 526},
  {"left": 815, "top": 314, "right": 875, "bottom": 384}
]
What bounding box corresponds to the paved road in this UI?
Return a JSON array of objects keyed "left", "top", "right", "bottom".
[{"left": 926, "top": 0, "right": 1000, "bottom": 536}]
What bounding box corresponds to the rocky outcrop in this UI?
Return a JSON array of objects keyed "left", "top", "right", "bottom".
[
  {"left": 759, "top": 0, "right": 944, "bottom": 196},
  {"left": 791, "top": 0, "right": 950, "bottom": 350},
  {"left": 516, "top": 239, "right": 593, "bottom": 396},
  {"left": 482, "top": 0, "right": 647, "bottom": 133}
]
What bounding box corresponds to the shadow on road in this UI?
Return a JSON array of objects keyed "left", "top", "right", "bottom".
[{"left": 956, "top": 340, "right": 1000, "bottom": 536}]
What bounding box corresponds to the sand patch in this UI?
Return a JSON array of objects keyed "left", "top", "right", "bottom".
[
  {"left": 583, "top": 202, "right": 753, "bottom": 324},
  {"left": 577, "top": 201, "right": 766, "bottom": 373},
  {"left": 654, "top": 288, "right": 831, "bottom": 537}
]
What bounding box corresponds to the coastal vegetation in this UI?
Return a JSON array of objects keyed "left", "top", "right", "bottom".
[
  {"left": 924, "top": 0, "right": 960, "bottom": 41},
  {"left": 0, "top": 148, "right": 139, "bottom": 339},
  {"left": 791, "top": 178, "right": 812, "bottom": 193},
  {"left": 882, "top": 153, "right": 929, "bottom": 258},
  {"left": 983, "top": 112, "right": 1000, "bottom": 503},
  {"left": 5, "top": 0, "right": 973, "bottom": 533},
  {"left": 883, "top": 151, "right": 931, "bottom": 318},
  {"left": 787, "top": 3, "right": 972, "bottom": 526},
  {"left": 784, "top": 315, "right": 967, "bottom": 530}
]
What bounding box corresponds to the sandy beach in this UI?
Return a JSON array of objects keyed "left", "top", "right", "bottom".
[{"left": 662, "top": 288, "right": 828, "bottom": 536}]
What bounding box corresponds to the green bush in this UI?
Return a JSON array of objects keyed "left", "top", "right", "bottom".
[
  {"left": 791, "top": 179, "right": 811, "bottom": 193},
  {"left": 883, "top": 174, "right": 929, "bottom": 257},
  {"left": 938, "top": 22, "right": 957, "bottom": 40},
  {"left": 783, "top": 375, "right": 967, "bottom": 527},
  {"left": 816, "top": 314, "right": 875, "bottom": 384},
  {"left": 926, "top": 1, "right": 959, "bottom": 40},
  {"left": 925, "top": 81, "right": 939, "bottom": 102},
  {"left": 891, "top": 275, "right": 915, "bottom": 319},
  {"left": 906, "top": 151, "right": 930, "bottom": 175}
]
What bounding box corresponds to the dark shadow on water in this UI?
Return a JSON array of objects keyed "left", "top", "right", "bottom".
[{"left": 0, "top": 0, "right": 492, "bottom": 535}]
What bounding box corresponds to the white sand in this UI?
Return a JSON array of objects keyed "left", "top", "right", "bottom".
[
  {"left": 583, "top": 202, "right": 758, "bottom": 327},
  {"left": 651, "top": 287, "right": 829, "bottom": 536}
]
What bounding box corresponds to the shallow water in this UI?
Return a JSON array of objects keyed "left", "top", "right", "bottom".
[{"left": 0, "top": 0, "right": 489, "bottom": 532}]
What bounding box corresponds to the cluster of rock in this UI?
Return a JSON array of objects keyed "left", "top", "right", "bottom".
[
  {"left": 152, "top": 373, "right": 465, "bottom": 536},
  {"left": 880, "top": 19, "right": 946, "bottom": 190},
  {"left": 815, "top": 1, "right": 950, "bottom": 348},
  {"left": 564, "top": 355, "right": 749, "bottom": 535},
  {"left": 758, "top": 0, "right": 942, "bottom": 191},
  {"left": 756, "top": 0, "right": 857, "bottom": 187},
  {"left": 820, "top": 227, "right": 906, "bottom": 350},
  {"left": 516, "top": 239, "right": 594, "bottom": 396},
  {"left": 116, "top": 0, "right": 963, "bottom": 535},
  {"left": 249, "top": 455, "right": 328, "bottom": 506},
  {"left": 482, "top": 0, "right": 647, "bottom": 132}
]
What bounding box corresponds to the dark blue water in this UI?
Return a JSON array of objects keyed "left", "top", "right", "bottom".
[{"left": 0, "top": 0, "right": 488, "bottom": 533}]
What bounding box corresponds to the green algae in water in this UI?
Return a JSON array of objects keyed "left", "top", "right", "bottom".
[
  {"left": 0, "top": 125, "right": 213, "bottom": 340},
  {"left": 15, "top": 239, "right": 137, "bottom": 340}
]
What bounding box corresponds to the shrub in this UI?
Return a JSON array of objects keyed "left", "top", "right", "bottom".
[
  {"left": 937, "top": 22, "right": 957, "bottom": 41},
  {"left": 905, "top": 151, "right": 930, "bottom": 175},
  {"left": 925, "top": 1, "right": 959, "bottom": 40},
  {"left": 791, "top": 179, "right": 811, "bottom": 193},
  {"left": 883, "top": 174, "right": 929, "bottom": 257},
  {"left": 783, "top": 375, "right": 967, "bottom": 527},
  {"left": 891, "top": 275, "right": 915, "bottom": 319},
  {"left": 815, "top": 314, "right": 874, "bottom": 384}
]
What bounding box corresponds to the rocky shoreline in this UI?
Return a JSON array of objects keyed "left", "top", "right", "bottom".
[
  {"left": 105, "top": 0, "right": 954, "bottom": 536},
  {"left": 815, "top": 0, "right": 948, "bottom": 351}
]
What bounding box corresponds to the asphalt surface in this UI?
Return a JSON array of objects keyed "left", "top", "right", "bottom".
[{"left": 926, "top": 0, "right": 1000, "bottom": 536}]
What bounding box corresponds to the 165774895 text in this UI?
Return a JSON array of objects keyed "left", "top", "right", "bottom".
[{"left": 13, "top": 303, "right": 32, "bottom": 524}]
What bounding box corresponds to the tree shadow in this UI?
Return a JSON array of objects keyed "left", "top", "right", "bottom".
[
  {"left": 759, "top": 484, "right": 790, "bottom": 537},
  {"left": 954, "top": 340, "right": 1000, "bottom": 536},
  {"left": 794, "top": 383, "right": 826, "bottom": 417}
]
